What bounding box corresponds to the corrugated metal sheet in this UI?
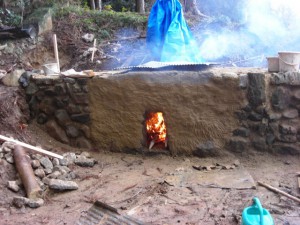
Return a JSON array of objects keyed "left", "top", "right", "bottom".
[
  {"left": 76, "top": 201, "right": 145, "bottom": 225},
  {"left": 115, "top": 61, "right": 218, "bottom": 71}
]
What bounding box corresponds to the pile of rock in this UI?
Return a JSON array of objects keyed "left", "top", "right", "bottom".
[{"left": 0, "top": 141, "right": 96, "bottom": 208}]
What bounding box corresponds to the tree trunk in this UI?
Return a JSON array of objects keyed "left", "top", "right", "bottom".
[
  {"left": 95, "top": 0, "right": 102, "bottom": 11},
  {"left": 136, "top": 0, "right": 145, "bottom": 14},
  {"left": 89, "top": 0, "right": 95, "bottom": 10},
  {"left": 0, "top": 0, "right": 7, "bottom": 9}
]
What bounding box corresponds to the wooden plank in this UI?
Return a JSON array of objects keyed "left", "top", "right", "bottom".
[{"left": 0, "top": 134, "right": 63, "bottom": 159}]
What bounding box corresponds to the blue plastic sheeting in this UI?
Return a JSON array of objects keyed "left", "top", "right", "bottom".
[{"left": 146, "top": 0, "right": 203, "bottom": 63}]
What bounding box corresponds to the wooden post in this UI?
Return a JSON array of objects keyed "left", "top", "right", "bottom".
[
  {"left": 91, "top": 39, "right": 97, "bottom": 62},
  {"left": 53, "top": 34, "right": 60, "bottom": 73},
  {"left": 14, "top": 145, "right": 42, "bottom": 199}
]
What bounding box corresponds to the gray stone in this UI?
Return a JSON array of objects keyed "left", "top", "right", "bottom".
[
  {"left": 34, "top": 168, "right": 45, "bottom": 178},
  {"left": 54, "top": 84, "right": 67, "bottom": 95},
  {"left": 7, "top": 181, "right": 20, "bottom": 192},
  {"left": 54, "top": 109, "right": 71, "bottom": 127},
  {"left": 31, "top": 159, "right": 41, "bottom": 169},
  {"left": 1, "top": 141, "right": 15, "bottom": 153},
  {"left": 47, "top": 171, "right": 61, "bottom": 179},
  {"left": 248, "top": 112, "right": 263, "bottom": 121},
  {"left": 278, "top": 135, "right": 297, "bottom": 143},
  {"left": 39, "top": 157, "right": 53, "bottom": 170},
  {"left": 71, "top": 113, "right": 90, "bottom": 123},
  {"left": 293, "top": 90, "right": 300, "bottom": 100},
  {"left": 42, "top": 177, "right": 50, "bottom": 185},
  {"left": 75, "top": 137, "right": 92, "bottom": 149},
  {"left": 252, "top": 137, "right": 268, "bottom": 151},
  {"left": 12, "top": 196, "right": 27, "bottom": 208},
  {"left": 282, "top": 109, "right": 298, "bottom": 119},
  {"left": 66, "top": 125, "right": 80, "bottom": 138},
  {"left": 48, "top": 179, "right": 78, "bottom": 190},
  {"left": 5, "top": 153, "right": 14, "bottom": 164},
  {"left": 26, "top": 198, "right": 44, "bottom": 208},
  {"left": 247, "top": 73, "right": 266, "bottom": 107},
  {"left": 79, "top": 124, "right": 91, "bottom": 139},
  {"left": 228, "top": 137, "right": 249, "bottom": 153},
  {"left": 67, "top": 103, "right": 82, "bottom": 114},
  {"left": 193, "top": 141, "right": 220, "bottom": 157},
  {"left": 82, "top": 33, "right": 94, "bottom": 42},
  {"left": 53, "top": 165, "right": 71, "bottom": 174},
  {"left": 266, "top": 134, "right": 276, "bottom": 145},
  {"left": 271, "top": 87, "right": 290, "bottom": 111},
  {"left": 37, "top": 113, "right": 48, "bottom": 124},
  {"left": 233, "top": 127, "right": 250, "bottom": 137},
  {"left": 75, "top": 156, "right": 95, "bottom": 167},
  {"left": 80, "top": 151, "right": 91, "bottom": 158},
  {"left": 273, "top": 144, "right": 300, "bottom": 155},
  {"left": 52, "top": 158, "right": 60, "bottom": 166},
  {"left": 239, "top": 73, "right": 248, "bottom": 89},
  {"left": 46, "top": 120, "right": 69, "bottom": 144},
  {"left": 2, "top": 69, "right": 25, "bottom": 86},
  {"left": 270, "top": 72, "right": 300, "bottom": 85},
  {"left": 44, "top": 168, "right": 53, "bottom": 175},
  {"left": 59, "top": 153, "right": 76, "bottom": 166},
  {"left": 25, "top": 82, "right": 39, "bottom": 95},
  {"left": 0, "top": 153, "right": 3, "bottom": 159},
  {"left": 39, "top": 98, "right": 56, "bottom": 115},
  {"left": 279, "top": 124, "right": 297, "bottom": 135},
  {"left": 268, "top": 113, "right": 282, "bottom": 121}
]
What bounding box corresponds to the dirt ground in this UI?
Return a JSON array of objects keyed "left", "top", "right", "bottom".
[{"left": 0, "top": 83, "right": 299, "bottom": 225}]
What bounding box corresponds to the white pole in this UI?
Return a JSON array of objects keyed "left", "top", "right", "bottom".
[{"left": 53, "top": 34, "right": 60, "bottom": 73}]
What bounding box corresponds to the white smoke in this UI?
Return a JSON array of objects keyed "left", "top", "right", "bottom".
[{"left": 197, "top": 0, "right": 300, "bottom": 66}]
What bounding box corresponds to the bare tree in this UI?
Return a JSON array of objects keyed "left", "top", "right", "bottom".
[
  {"left": 89, "top": 0, "right": 95, "bottom": 10},
  {"left": 136, "top": 0, "right": 145, "bottom": 14},
  {"left": 184, "top": 0, "right": 208, "bottom": 17}
]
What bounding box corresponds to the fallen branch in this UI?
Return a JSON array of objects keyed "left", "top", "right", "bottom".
[
  {"left": 258, "top": 181, "right": 300, "bottom": 204},
  {"left": 14, "top": 145, "right": 42, "bottom": 199},
  {"left": 0, "top": 134, "right": 63, "bottom": 159}
]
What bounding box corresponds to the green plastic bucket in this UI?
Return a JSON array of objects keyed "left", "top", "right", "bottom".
[{"left": 242, "top": 197, "right": 274, "bottom": 225}]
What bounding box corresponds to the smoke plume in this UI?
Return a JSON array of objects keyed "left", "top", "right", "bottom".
[{"left": 196, "top": 0, "right": 300, "bottom": 66}]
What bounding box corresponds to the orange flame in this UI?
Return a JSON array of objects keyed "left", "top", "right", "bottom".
[{"left": 146, "top": 112, "right": 167, "bottom": 144}]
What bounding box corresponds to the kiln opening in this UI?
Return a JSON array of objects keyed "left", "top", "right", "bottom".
[{"left": 145, "top": 112, "right": 167, "bottom": 150}]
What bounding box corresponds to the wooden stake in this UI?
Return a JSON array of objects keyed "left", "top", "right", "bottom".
[
  {"left": 14, "top": 145, "right": 42, "bottom": 199},
  {"left": 258, "top": 181, "right": 300, "bottom": 204},
  {"left": 0, "top": 134, "right": 63, "bottom": 159},
  {"left": 91, "top": 38, "right": 97, "bottom": 62},
  {"left": 149, "top": 140, "right": 155, "bottom": 150},
  {"left": 53, "top": 34, "right": 60, "bottom": 73}
]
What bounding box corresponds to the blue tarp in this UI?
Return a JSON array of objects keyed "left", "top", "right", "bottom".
[{"left": 146, "top": 0, "right": 203, "bottom": 63}]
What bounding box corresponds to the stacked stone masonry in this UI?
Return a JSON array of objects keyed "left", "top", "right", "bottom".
[
  {"left": 25, "top": 76, "right": 92, "bottom": 149},
  {"left": 230, "top": 72, "right": 300, "bottom": 155}
]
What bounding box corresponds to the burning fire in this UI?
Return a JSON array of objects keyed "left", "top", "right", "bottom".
[{"left": 146, "top": 112, "right": 167, "bottom": 149}]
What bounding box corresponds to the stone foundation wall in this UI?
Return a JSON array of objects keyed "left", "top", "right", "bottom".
[
  {"left": 229, "top": 72, "right": 300, "bottom": 155},
  {"left": 25, "top": 75, "right": 92, "bottom": 149}
]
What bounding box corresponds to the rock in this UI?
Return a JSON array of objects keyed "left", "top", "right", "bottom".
[
  {"left": 5, "top": 153, "right": 14, "bottom": 164},
  {"left": 37, "top": 113, "right": 48, "bottom": 124},
  {"left": 282, "top": 109, "right": 298, "bottom": 119},
  {"left": 75, "top": 137, "right": 92, "bottom": 149},
  {"left": 34, "top": 168, "right": 46, "bottom": 178},
  {"left": 270, "top": 72, "right": 300, "bottom": 85},
  {"left": 52, "top": 158, "right": 60, "bottom": 166},
  {"left": 2, "top": 69, "right": 25, "bottom": 86},
  {"left": 248, "top": 112, "right": 263, "bottom": 121},
  {"left": 12, "top": 196, "right": 27, "bottom": 208},
  {"left": 7, "top": 181, "right": 20, "bottom": 192},
  {"left": 239, "top": 73, "right": 248, "bottom": 89},
  {"left": 278, "top": 135, "right": 297, "bottom": 143},
  {"left": 46, "top": 120, "right": 69, "bottom": 144},
  {"left": 44, "top": 168, "right": 53, "bottom": 175},
  {"left": 26, "top": 198, "right": 44, "bottom": 208},
  {"left": 59, "top": 153, "right": 76, "bottom": 166},
  {"left": 1, "top": 141, "right": 15, "bottom": 153},
  {"left": 279, "top": 124, "right": 297, "bottom": 135},
  {"left": 228, "top": 137, "right": 249, "bottom": 153},
  {"left": 80, "top": 151, "right": 91, "bottom": 158},
  {"left": 247, "top": 73, "right": 266, "bottom": 107},
  {"left": 273, "top": 143, "right": 300, "bottom": 155},
  {"left": 66, "top": 125, "right": 80, "bottom": 138},
  {"left": 193, "top": 141, "right": 220, "bottom": 157},
  {"left": 47, "top": 171, "right": 61, "bottom": 179},
  {"left": 54, "top": 109, "right": 71, "bottom": 127},
  {"left": 39, "top": 157, "right": 53, "bottom": 170},
  {"left": 25, "top": 82, "right": 39, "bottom": 95},
  {"left": 71, "top": 113, "right": 90, "bottom": 123},
  {"left": 252, "top": 137, "right": 268, "bottom": 151},
  {"left": 37, "top": 9, "right": 53, "bottom": 35},
  {"left": 233, "top": 160, "right": 240, "bottom": 167},
  {"left": 266, "top": 134, "right": 276, "bottom": 145},
  {"left": 48, "top": 179, "right": 78, "bottom": 190},
  {"left": 82, "top": 33, "right": 94, "bottom": 42},
  {"left": 233, "top": 127, "right": 250, "bottom": 137},
  {"left": 31, "top": 159, "right": 41, "bottom": 169},
  {"left": 39, "top": 98, "right": 56, "bottom": 115},
  {"left": 293, "top": 90, "right": 300, "bottom": 100},
  {"left": 74, "top": 156, "right": 95, "bottom": 167},
  {"left": 271, "top": 87, "right": 290, "bottom": 111},
  {"left": 268, "top": 113, "right": 282, "bottom": 121},
  {"left": 53, "top": 165, "right": 71, "bottom": 174}
]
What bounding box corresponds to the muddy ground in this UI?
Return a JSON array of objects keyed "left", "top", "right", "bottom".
[{"left": 0, "top": 83, "right": 300, "bottom": 225}]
